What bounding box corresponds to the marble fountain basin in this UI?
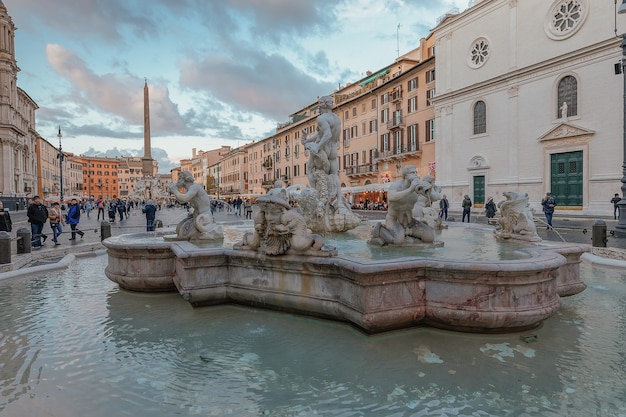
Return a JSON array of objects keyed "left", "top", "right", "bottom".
[{"left": 103, "top": 222, "right": 588, "bottom": 334}]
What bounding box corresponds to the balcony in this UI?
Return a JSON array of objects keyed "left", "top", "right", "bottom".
[
  {"left": 262, "top": 159, "right": 273, "bottom": 170},
  {"left": 387, "top": 114, "right": 405, "bottom": 130},
  {"left": 346, "top": 164, "right": 379, "bottom": 178},
  {"left": 374, "top": 144, "right": 421, "bottom": 163},
  {"left": 390, "top": 89, "right": 402, "bottom": 103}
]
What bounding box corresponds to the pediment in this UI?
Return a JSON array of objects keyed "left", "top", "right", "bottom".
[{"left": 538, "top": 122, "right": 595, "bottom": 142}]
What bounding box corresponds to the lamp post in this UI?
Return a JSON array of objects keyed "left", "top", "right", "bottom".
[
  {"left": 616, "top": 1, "right": 626, "bottom": 235},
  {"left": 57, "top": 127, "right": 65, "bottom": 210}
]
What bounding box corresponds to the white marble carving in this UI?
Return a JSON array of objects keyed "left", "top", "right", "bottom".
[
  {"left": 167, "top": 171, "right": 223, "bottom": 240},
  {"left": 369, "top": 165, "right": 438, "bottom": 246},
  {"left": 296, "top": 95, "right": 361, "bottom": 233},
  {"left": 494, "top": 191, "right": 541, "bottom": 242}
]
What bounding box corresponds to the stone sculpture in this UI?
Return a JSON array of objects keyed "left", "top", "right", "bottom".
[
  {"left": 234, "top": 183, "right": 336, "bottom": 256},
  {"left": 494, "top": 191, "right": 541, "bottom": 242},
  {"left": 369, "top": 165, "right": 438, "bottom": 246},
  {"left": 167, "top": 171, "right": 223, "bottom": 240},
  {"left": 411, "top": 174, "right": 446, "bottom": 230},
  {"left": 296, "top": 95, "right": 361, "bottom": 233}
]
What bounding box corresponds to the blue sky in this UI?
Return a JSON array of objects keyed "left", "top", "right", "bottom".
[{"left": 6, "top": 0, "right": 468, "bottom": 173}]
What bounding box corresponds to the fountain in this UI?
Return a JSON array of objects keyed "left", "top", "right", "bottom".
[{"left": 105, "top": 151, "right": 587, "bottom": 334}]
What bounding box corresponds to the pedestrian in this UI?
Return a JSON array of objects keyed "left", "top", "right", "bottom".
[
  {"left": 66, "top": 198, "right": 85, "bottom": 240},
  {"left": 48, "top": 201, "right": 65, "bottom": 246},
  {"left": 142, "top": 199, "right": 157, "bottom": 231},
  {"left": 117, "top": 198, "right": 125, "bottom": 221},
  {"left": 96, "top": 196, "right": 106, "bottom": 221},
  {"left": 485, "top": 196, "right": 497, "bottom": 220},
  {"left": 462, "top": 194, "right": 472, "bottom": 222},
  {"left": 108, "top": 199, "right": 117, "bottom": 223},
  {"left": 0, "top": 200, "right": 12, "bottom": 233},
  {"left": 439, "top": 194, "right": 449, "bottom": 220},
  {"left": 27, "top": 195, "right": 48, "bottom": 248},
  {"left": 610, "top": 193, "right": 621, "bottom": 220},
  {"left": 84, "top": 199, "right": 93, "bottom": 218},
  {"left": 541, "top": 191, "right": 557, "bottom": 230},
  {"left": 245, "top": 199, "right": 253, "bottom": 219}
]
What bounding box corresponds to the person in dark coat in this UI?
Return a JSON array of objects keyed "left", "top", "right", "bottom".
[
  {"left": 66, "top": 198, "right": 85, "bottom": 240},
  {"left": 0, "top": 200, "right": 12, "bottom": 233},
  {"left": 27, "top": 195, "right": 48, "bottom": 248},
  {"left": 485, "top": 196, "right": 497, "bottom": 219},
  {"left": 142, "top": 199, "right": 157, "bottom": 231},
  {"left": 541, "top": 192, "right": 557, "bottom": 230},
  {"left": 611, "top": 193, "right": 621, "bottom": 220}
]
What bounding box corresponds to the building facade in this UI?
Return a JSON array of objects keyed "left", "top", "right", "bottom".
[
  {"left": 433, "top": 0, "right": 623, "bottom": 214},
  {"left": 0, "top": 0, "right": 38, "bottom": 208}
]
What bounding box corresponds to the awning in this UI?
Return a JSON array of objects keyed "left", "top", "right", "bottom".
[
  {"left": 358, "top": 68, "right": 390, "bottom": 87},
  {"left": 342, "top": 183, "right": 391, "bottom": 194}
]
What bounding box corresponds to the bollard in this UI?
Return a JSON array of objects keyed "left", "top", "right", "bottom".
[
  {"left": 16, "top": 227, "right": 31, "bottom": 254},
  {"left": 101, "top": 221, "right": 111, "bottom": 241},
  {"left": 0, "top": 231, "right": 10, "bottom": 264},
  {"left": 591, "top": 219, "right": 607, "bottom": 248}
]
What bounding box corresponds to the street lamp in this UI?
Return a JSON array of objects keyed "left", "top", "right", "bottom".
[
  {"left": 57, "top": 126, "right": 65, "bottom": 210},
  {"left": 616, "top": 2, "right": 626, "bottom": 235}
]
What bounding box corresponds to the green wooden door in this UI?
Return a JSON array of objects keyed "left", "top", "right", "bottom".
[
  {"left": 473, "top": 175, "right": 485, "bottom": 206},
  {"left": 550, "top": 151, "right": 582, "bottom": 207}
]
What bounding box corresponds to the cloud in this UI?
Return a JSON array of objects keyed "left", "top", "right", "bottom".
[
  {"left": 45, "top": 44, "right": 192, "bottom": 136},
  {"left": 179, "top": 49, "right": 335, "bottom": 121}
]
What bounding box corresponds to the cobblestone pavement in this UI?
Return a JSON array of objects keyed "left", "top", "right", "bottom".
[{"left": 2, "top": 205, "right": 624, "bottom": 271}]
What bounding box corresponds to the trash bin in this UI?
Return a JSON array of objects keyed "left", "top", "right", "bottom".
[
  {"left": 0, "top": 231, "right": 10, "bottom": 264},
  {"left": 591, "top": 220, "right": 607, "bottom": 248},
  {"left": 16, "top": 227, "right": 31, "bottom": 254}
]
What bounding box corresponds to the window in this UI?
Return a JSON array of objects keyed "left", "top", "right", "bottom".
[
  {"left": 343, "top": 128, "right": 350, "bottom": 147},
  {"left": 468, "top": 38, "right": 490, "bottom": 68},
  {"left": 381, "top": 133, "right": 389, "bottom": 152},
  {"left": 426, "top": 69, "right": 435, "bottom": 83},
  {"left": 408, "top": 96, "right": 418, "bottom": 113},
  {"left": 381, "top": 108, "right": 389, "bottom": 123},
  {"left": 351, "top": 125, "right": 358, "bottom": 139},
  {"left": 426, "top": 119, "right": 435, "bottom": 142},
  {"left": 426, "top": 89, "right": 436, "bottom": 106},
  {"left": 344, "top": 111, "right": 349, "bottom": 120},
  {"left": 473, "top": 100, "right": 487, "bottom": 135},
  {"left": 408, "top": 77, "right": 418, "bottom": 92},
  {"left": 557, "top": 75, "right": 577, "bottom": 118},
  {"left": 408, "top": 124, "right": 418, "bottom": 151},
  {"left": 381, "top": 92, "right": 389, "bottom": 105},
  {"left": 361, "top": 103, "right": 366, "bottom": 113},
  {"left": 362, "top": 122, "right": 366, "bottom": 135},
  {"left": 546, "top": 0, "right": 588, "bottom": 40},
  {"left": 371, "top": 98, "right": 377, "bottom": 109},
  {"left": 395, "top": 130, "right": 403, "bottom": 154},
  {"left": 352, "top": 107, "right": 357, "bottom": 117},
  {"left": 370, "top": 119, "right": 378, "bottom": 133}
]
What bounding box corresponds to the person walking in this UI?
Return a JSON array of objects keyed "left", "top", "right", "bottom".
[
  {"left": 27, "top": 195, "right": 48, "bottom": 248},
  {"left": 84, "top": 199, "right": 93, "bottom": 218},
  {"left": 462, "top": 194, "right": 472, "bottom": 223},
  {"left": 142, "top": 199, "right": 157, "bottom": 231},
  {"left": 0, "top": 200, "right": 12, "bottom": 233},
  {"left": 96, "top": 197, "right": 105, "bottom": 221},
  {"left": 439, "top": 194, "right": 449, "bottom": 220},
  {"left": 541, "top": 192, "right": 557, "bottom": 230},
  {"left": 485, "top": 196, "right": 497, "bottom": 220},
  {"left": 610, "top": 193, "right": 621, "bottom": 220},
  {"left": 48, "top": 201, "right": 65, "bottom": 246},
  {"left": 66, "top": 198, "right": 85, "bottom": 240}
]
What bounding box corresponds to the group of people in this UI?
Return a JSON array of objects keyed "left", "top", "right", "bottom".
[{"left": 24, "top": 195, "right": 85, "bottom": 249}]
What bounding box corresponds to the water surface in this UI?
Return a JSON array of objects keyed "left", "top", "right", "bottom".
[{"left": 1, "top": 254, "right": 625, "bottom": 416}]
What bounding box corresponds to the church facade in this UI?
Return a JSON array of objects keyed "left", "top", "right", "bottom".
[
  {"left": 433, "top": 0, "right": 624, "bottom": 215},
  {"left": 0, "top": 0, "right": 38, "bottom": 207}
]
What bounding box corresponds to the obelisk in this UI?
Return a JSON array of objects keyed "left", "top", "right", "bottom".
[{"left": 142, "top": 78, "right": 153, "bottom": 177}]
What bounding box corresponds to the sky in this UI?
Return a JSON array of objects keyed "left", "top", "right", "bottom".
[{"left": 6, "top": 0, "right": 470, "bottom": 173}]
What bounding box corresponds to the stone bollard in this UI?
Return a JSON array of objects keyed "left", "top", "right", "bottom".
[
  {"left": 0, "top": 231, "right": 10, "bottom": 264},
  {"left": 16, "top": 227, "right": 31, "bottom": 254},
  {"left": 101, "top": 221, "right": 111, "bottom": 241},
  {"left": 591, "top": 219, "right": 607, "bottom": 248}
]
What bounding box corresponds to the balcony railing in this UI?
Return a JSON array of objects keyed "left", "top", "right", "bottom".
[
  {"left": 387, "top": 114, "right": 405, "bottom": 130},
  {"left": 346, "top": 164, "right": 379, "bottom": 176},
  {"left": 376, "top": 144, "right": 420, "bottom": 159},
  {"left": 391, "top": 90, "right": 402, "bottom": 102}
]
